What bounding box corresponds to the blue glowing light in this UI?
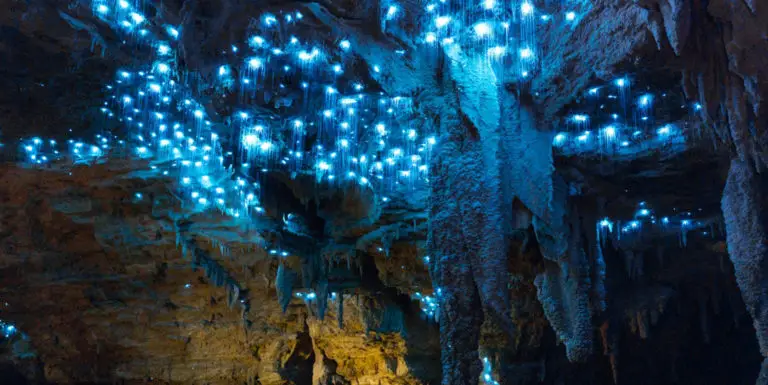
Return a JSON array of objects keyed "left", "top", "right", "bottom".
[
  {"left": 565, "top": 12, "right": 576, "bottom": 21},
  {"left": 572, "top": 114, "right": 589, "bottom": 123},
  {"left": 519, "top": 47, "right": 534, "bottom": 59},
  {"left": 96, "top": 4, "right": 109, "bottom": 14},
  {"left": 247, "top": 57, "right": 263, "bottom": 69},
  {"left": 155, "top": 63, "right": 170, "bottom": 73},
  {"left": 473, "top": 22, "right": 492, "bottom": 37},
  {"left": 657, "top": 125, "right": 671, "bottom": 136},
  {"left": 602, "top": 125, "right": 617, "bottom": 139},
  {"left": 521, "top": 2, "right": 534, "bottom": 15},
  {"left": 339, "top": 40, "right": 351, "bottom": 50},
  {"left": 614, "top": 78, "right": 628, "bottom": 88},
  {"left": 263, "top": 14, "right": 278, "bottom": 26},
  {"left": 488, "top": 46, "right": 506, "bottom": 57},
  {"left": 129, "top": 12, "right": 145, "bottom": 24},
  {"left": 166, "top": 26, "right": 180, "bottom": 38},
  {"left": 553, "top": 132, "right": 567, "bottom": 146},
  {"left": 386, "top": 5, "right": 398, "bottom": 20}
]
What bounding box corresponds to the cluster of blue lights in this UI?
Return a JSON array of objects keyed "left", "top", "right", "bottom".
[
  {"left": 406, "top": 1, "right": 585, "bottom": 79},
  {"left": 413, "top": 288, "right": 440, "bottom": 322},
  {"left": 0, "top": 0, "right": 699, "bottom": 330},
  {"left": 86, "top": 0, "right": 439, "bottom": 211},
  {"left": 295, "top": 291, "right": 338, "bottom": 302},
  {"left": 553, "top": 78, "right": 701, "bottom": 155},
  {"left": 20, "top": 135, "right": 119, "bottom": 165},
  {"left": 598, "top": 201, "right": 706, "bottom": 239},
  {"left": 0, "top": 320, "right": 17, "bottom": 339}
]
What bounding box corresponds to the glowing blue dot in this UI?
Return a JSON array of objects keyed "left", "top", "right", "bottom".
[
  {"left": 566, "top": 12, "right": 576, "bottom": 21},
  {"left": 166, "top": 26, "right": 179, "bottom": 38},
  {"left": 156, "top": 63, "right": 170, "bottom": 73},
  {"left": 473, "top": 22, "right": 492, "bottom": 37},
  {"left": 553, "top": 133, "right": 567, "bottom": 146},
  {"left": 488, "top": 46, "right": 506, "bottom": 57},
  {"left": 263, "top": 14, "right": 278, "bottom": 26},
  {"left": 603, "top": 125, "right": 617, "bottom": 139},
  {"left": 96, "top": 4, "right": 109, "bottom": 14},
  {"left": 572, "top": 114, "right": 589, "bottom": 122},
  {"left": 521, "top": 2, "right": 534, "bottom": 15},
  {"left": 129, "top": 12, "right": 145, "bottom": 24},
  {"left": 386, "top": 5, "right": 398, "bottom": 19},
  {"left": 435, "top": 16, "right": 451, "bottom": 28},
  {"left": 339, "top": 40, "right": 351, "bottom": 50}
]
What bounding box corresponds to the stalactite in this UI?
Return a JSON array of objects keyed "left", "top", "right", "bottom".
[
  {"left": 337, "top": 292, "right": 344, "bottom": 329},
  {"left": 721, "top": 159, "right": 768, "bottom": 358},
  {"left": 276, "top": 264, "right": 295, "bottom": 313},
  {"left": 759, "top": 359, "right": 768, "bottom": 385},
  {"left": 699, "top": 296, "right": 710, "bottom": 344},
  {"left": 679, "top": 227, "right": 688, "bottom": 247},
  {"left": 600, "top": 320, "right": 619, "bottom": 384},
  {"left": 174, "top": 219, "right": 249, "bottom": 321},
  {"left": 656, "top": 245, "right": 665, "bottom": 267},
  {"left": 586, "top": 214, "right": 607, "bottom": 313},
  {"left": 533, "top": 197, "right": 595, "bottom": 362},
  {"left": 316, "top": 280, "right": 328, "bottom": 321}
]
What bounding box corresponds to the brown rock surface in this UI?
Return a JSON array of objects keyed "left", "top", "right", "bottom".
[{"left": 0, "top": 162, "right": 438, "bottom": 384}]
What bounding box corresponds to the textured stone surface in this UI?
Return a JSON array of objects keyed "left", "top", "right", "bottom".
[{"left": 0, "top": 162, "right": 439, "bottom": 384}]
